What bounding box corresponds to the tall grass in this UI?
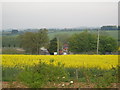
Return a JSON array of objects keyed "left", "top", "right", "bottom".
[{"left": 2, "top": 60, "right": 118, "bottom": 88}]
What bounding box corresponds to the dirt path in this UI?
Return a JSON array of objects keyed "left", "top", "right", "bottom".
[
  {"left": 2, "top": 81, "right": 28, "bottom": 88},
  {"left": 2, "top": 81, "right": 120, "bottom": 88}
]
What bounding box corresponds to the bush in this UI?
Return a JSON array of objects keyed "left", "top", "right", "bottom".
[
  {"left": 66, "top": 67, "right": 118, "bottom": 87},
  {"left": 18, "top": 60, "right": 69, "bottom": 88},
  {"left": 2, "top": 67, "right": 21, "bottom": 81},
  {"left": 2, "top": 60, "right": 118, "bottom": 88}
]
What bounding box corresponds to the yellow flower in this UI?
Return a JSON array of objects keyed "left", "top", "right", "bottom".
[{"left": 1, "top": 55, "right": 119, "bottom": 70}]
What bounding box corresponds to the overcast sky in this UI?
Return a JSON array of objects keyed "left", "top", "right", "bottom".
[{"left": 2, "top": 2, "right": 118, "bottom": 29}]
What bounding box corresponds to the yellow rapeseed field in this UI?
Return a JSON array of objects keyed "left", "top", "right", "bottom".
[{"left": 1, "top": 55, "right": 118, "bottom": 70}]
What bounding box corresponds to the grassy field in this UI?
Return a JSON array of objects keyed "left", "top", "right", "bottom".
[
  {"left": 48, "top": 30, "right": 118, "bottom": 40},
  {"left": 105, "top": 30, "right": 118, "bottom": 40}
]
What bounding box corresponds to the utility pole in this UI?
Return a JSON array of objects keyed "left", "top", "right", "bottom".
[
  {"left": 57, "top": 37, "right": 59, "bottom": 55},
  {"left": 97, "top": 29, "right": 100, "bottom": 54}
]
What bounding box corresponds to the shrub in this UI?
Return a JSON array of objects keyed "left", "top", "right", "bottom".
[
  {"left": 2, "top": 67, "right": 21, "bottom": 81},
  {"left": 18, "top": 60, "right": 69, "bottom": 88}
]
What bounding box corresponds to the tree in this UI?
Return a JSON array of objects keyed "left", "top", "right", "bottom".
[
  {"left": 68, "top": 31, "right": 97, "bottom": 53},
  {"left": 99, "top": 35, "right": 117, "bottom": 54},
  {"left": 68, "top": 31, "right": 117, "bottom": 54},
  {"left": 35, "top": 29, "right": 49, "bottom": 54},
  {"left": 101, "top": 26, "right": 118, "bottom": 30},
  {"left": 2, "top": 36, "right": 20, "bottom": 48},
  {"left": 48, "top": 38, "right": 57, "bottom": 55},
  {"left": 54, "top": 34, "right": 71, "bottom": 48},
  {"left": 19, "top": 29, "right": 49, "bottom": 54}
]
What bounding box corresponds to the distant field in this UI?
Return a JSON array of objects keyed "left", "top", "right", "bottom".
[
  {"left": 48, "top": 30, "right": 118, "bottom": 40},
  {"left": 48, "top": 30, "right": 83, "bottom": 39},
  {"left": 101, "top": 30, "right": 118, "bottom": 40},
  {"left": 2, "top": 30, "right": 118, "bottom": 40}
]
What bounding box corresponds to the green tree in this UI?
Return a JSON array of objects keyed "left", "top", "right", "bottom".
[
  {"left": 48, "top": 38, "right": 57, "bottom": 55},
  {"left": 2, "top": 36, "right": 20, "bottom": 48},
  {"left": 68, "top": 31, "right": 117, "bottom": 54},
  {"left": 68, "top": 31, "right": 97, "bottom": 53},
  {"left": 19, "top": 29, "right": 49, "bottom": 54},
  {"left": 55, "top": 34, "right": 71, "bottom": 48},
  {"left": 35, "top": 29, "right": 49, "bottom": 54},
  {"left": 99, "top": 35, "right": 117, "bottom": 54}
]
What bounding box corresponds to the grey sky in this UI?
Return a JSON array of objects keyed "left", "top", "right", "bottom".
[{"left": 2, "top": 2, "right": 118, "bottom": 29}]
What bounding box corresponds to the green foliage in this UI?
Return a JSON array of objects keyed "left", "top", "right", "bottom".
[
  {"left": 56, "top": 34, "right": 70, "bottom": 44},
  {"left": 2, "top": 67, "right": 21, "bottom": 81},
  {"left": 18, "top": 60, "right": 68, "bottom": 88},
  {"left": 2, "top": 35, "right": 20, "bottom": 48},
  {"left": 99, "top": 35, "right": 118, "bottom": 54},
  {"left": 2, "top": 64, "right": 118, "bottom": 88},
  {"left": 66, "top": 67, "right": 118, "bottom": 88},
  {"left": 54, "top": 34, "right": 71, "bottom": 48},
  {"left": 68, "top": 31, "right": 117, "bottom": 54},
  {"left": 19, "top": 29, "right": 49, "bottom": 54},
  {"left": 48, "top": 38, "right": 57, "bottom": 54},
  {"left": 69, "top": 31, "right": 97, "bottom": 53}
]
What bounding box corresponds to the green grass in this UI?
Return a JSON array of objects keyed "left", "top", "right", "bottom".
[
  {"left": 48, "top": 30, "right": 83, "bottom": 39},
  {"left": 2, "top": 67, "right": 21, "bottom": 81},
  {"left": 48, "top": 30, "right": 118, "bottom": 40},
  {"left": 105, "top": 30, "right": 118, "bottom": 40},
  {"left": 2, "top": 60, "right": 118, "bottom": 88},
  {"left": 66, "top": 67, "right": 118, "bottom": 88}
]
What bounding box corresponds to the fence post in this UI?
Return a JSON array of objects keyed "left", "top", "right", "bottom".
[{"left": 76, "top": 68, "right": 78, "bottom": 80}]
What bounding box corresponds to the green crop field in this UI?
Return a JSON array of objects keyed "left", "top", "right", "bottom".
[
  {"left": 48, "top": 30, "right": 118, "bottom": 40},
  {"left": 48, "top": 30, "right": 83, "bottom": 39}
]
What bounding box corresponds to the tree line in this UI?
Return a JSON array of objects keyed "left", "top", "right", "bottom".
[{"left": 2, "top": 29, "right": 118, "bottom": 54}]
